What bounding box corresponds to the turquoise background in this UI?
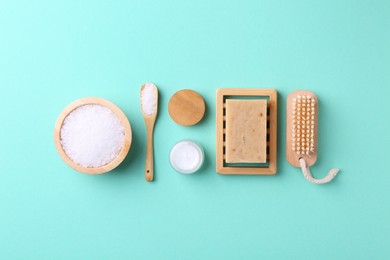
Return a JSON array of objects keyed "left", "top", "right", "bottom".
[{"left": 1, "top": 0, "right": 389, "bottom": 259}]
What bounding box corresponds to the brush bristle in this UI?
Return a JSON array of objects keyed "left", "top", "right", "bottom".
[{"left": 292, "top": 95, "right": 316, "bottom": 156}]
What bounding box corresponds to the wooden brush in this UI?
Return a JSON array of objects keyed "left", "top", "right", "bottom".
[{"left": 286, "top": 90, "right": 340, "bottom": 184}]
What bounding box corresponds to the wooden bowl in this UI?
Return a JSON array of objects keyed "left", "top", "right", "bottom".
[{"left": 54, "top": 97, "right": 132, "bottom": 174}]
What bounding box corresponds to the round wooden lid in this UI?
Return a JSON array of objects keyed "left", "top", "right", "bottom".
[{"left": 168, "top": 89, "right": 206, "bottom": 126}]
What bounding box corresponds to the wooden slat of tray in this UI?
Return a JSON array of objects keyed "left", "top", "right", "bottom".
[{"left": 216, "top": 88, "right": 277, "bottom": 175}]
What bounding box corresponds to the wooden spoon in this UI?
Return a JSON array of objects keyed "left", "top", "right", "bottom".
[{"left": 140, "top": 83, "right": 158, "bottom": 182}]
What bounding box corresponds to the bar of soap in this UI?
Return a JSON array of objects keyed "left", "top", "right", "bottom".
[{"left": 225, "top": 99, "right": 267, "bottom": 163}]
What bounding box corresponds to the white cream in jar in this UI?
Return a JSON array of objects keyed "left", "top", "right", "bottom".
[{"left": 169, "top": 140, "right": 204, "bottom": 174}]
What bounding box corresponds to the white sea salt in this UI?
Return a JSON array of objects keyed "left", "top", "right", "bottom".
[
  {"left": 60, "top": 104, "right": 125, "bottom": 168},
  {"left": 141, "top": 83, "right": 157, "bottom": 115}
]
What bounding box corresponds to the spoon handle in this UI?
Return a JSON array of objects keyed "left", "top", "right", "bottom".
[{"left": 145, "top": 125, "right": 154, "bottom": 182}]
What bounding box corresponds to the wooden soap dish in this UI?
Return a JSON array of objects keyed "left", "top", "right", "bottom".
[
  {"left": 216, "top": 88, "right": 277, "bottom": 175},
  {"left": 54, "top": 97, "right": 132, "bottom": 174}
]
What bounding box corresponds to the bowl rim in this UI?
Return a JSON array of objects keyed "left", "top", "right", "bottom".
[{"left": 54, "top": 97, "right": 132, "bottom": 174}]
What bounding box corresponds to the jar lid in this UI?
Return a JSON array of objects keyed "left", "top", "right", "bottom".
[{"left": 168, "top": 89, "right": 206, "bottom": 126}]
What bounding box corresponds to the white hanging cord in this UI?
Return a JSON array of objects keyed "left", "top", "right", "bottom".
[{"left": 299, "top": 158, "right": 340, "bottom": 184}]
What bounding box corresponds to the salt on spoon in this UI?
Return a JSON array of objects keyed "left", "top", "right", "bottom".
[{"left": 140, "top": 83, "right": 158, "bottom": 182}]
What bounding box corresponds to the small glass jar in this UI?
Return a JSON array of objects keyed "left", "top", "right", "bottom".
[{"left": 169, "top": 140, "right": 204, "bottom": 174}]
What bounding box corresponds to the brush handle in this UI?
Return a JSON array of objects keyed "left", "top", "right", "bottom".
[{"left": 145, "top": 123, "right": 154, "bottom": 182}]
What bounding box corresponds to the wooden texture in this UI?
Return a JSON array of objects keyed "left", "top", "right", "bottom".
[
  {"left": 216, "top": 88, "right": 277, "bottom": 175},
  {"left": 141, "top": 83, "right": 158, "bottom": 182},
  {"left": 225, "top": 99, "right": 267, "bottom": 163},
  {"left": 54, "top": 97, "right": 132, "bottom": 174},
  {"left": 286, "top": 90, "right": 318, "bottom": 168},
  {"left": 168, "top": 89, "right": 205, "bottom": 126}
]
